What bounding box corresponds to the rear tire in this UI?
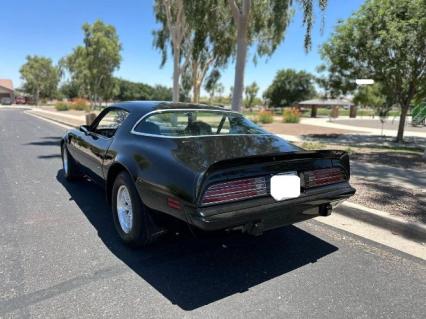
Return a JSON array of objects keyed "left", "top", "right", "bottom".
[
  {"left": 111, "top": 172, "right": 157, "bottom": 247},
  {"left": 62, "top": 144, "right": 80, "bottom": 181}
]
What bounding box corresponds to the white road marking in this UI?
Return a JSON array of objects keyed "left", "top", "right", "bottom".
[{"left": 24, "top": 111, "right": 74, "bottom": 129}]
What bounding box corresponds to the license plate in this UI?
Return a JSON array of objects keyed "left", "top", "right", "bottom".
[{"left": 270, "top": 172, "right": 300, "bottom": 201}]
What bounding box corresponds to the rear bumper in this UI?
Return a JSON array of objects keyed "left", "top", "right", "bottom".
[{"left": 189, "top": 182, "right": 355, "bottom": 231}]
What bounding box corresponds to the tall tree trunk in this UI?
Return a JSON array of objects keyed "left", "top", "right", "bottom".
[
  {"left": 35, "top": 88, "right": 40, "bottom": 106},
  {"left": 231, "top": 19, "right": 248, "bottom": 112},
  {"left": 172, "top": 47, "right": 180, "bottom": 102},
  {"left": 192, "top": 60, "right": 199, "bottom": 103},
  {"left": 396, "top": 104, "right": 409, "bottom": 142},
  {"left": 193, "top": 83, "right": 201, "bottom": 104}
]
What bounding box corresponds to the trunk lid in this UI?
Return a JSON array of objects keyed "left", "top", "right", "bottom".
[{"left": 170, "top": 134, "right": 301, "bottom": 173}]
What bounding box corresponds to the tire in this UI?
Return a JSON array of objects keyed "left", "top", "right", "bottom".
[
  {"left": 111, "top": 172, "right": 156, "bottom": 247},
  {"left": 62, "top": 144, "right": 80, "bottom": 181}
]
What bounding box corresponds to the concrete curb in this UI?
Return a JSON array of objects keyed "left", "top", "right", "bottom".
[
  {"left": 336, "top": 202, "right": 426, "bottom": 243},
  {"left": 26, "top": 110, "right": 84, "bottom": 127}
]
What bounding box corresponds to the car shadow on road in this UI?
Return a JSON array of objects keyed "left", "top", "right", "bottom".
[{"left": 56, "top": 170, "right": 338, "bottom": 311}]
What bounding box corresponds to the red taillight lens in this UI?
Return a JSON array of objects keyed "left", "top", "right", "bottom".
[
  {"left": 302, "top": 168, "right": 346, "bottom": 188},
  {"left": 201, "top": 177, "right": 267, "bottom": 206}
]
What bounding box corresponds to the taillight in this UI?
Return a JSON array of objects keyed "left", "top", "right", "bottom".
[
  {"left": 201, "top": 177, "right": 267, "bottom": 206},
  {"left": 302, "top": 168, "right": 346, "bottom": 188}
]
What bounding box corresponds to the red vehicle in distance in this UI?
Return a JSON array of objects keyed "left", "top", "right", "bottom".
[{"left": 15, "top": 96, "right": 26, "bottom": 104}]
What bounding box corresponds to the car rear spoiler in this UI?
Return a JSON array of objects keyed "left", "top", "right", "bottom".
[{"left": 205, "top": 150, "right": 350, "bottom": 177}]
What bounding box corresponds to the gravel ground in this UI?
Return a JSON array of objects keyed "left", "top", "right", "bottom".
[
  {"left": 349, "top": 151, "right": 425, "bottom": 223},
  {"left": 349, "top": 177, "right": 425, "bottom": 223}
]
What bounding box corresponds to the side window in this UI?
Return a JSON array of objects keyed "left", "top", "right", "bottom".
[{"left": 93, "top": 109, "right": 129, "bottom": 137}]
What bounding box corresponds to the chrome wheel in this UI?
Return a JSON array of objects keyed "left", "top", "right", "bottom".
[
  {"left": 117, "top": 185, "right": 133, "bottom": 234},
  {"left": 63, "top": 146, "right": 69, "bottom": 175}
]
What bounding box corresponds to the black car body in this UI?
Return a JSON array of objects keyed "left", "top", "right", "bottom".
[{"left": 61, "top": 101, "right": 355, "bottom": 246}]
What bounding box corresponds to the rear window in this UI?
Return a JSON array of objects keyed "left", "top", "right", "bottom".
[{"left": 133, "top": 110, "right": 268, "bottom": 137}]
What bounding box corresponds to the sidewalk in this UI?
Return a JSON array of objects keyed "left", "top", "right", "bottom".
[
  {"left": 301, "top": 117, "right": 426, "bottom": 138},
  {"left": 27, "top": 107, "right": 85, "bottom": 127}
]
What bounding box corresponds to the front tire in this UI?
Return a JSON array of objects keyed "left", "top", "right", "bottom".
[
  {"left": 62, "top": 144, "right": 79, "bottom": 181},
  {"left": 111, "top": 172, "right": 156, "bottom": 247}
]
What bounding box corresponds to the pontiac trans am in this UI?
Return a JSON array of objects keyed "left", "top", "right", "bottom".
[{"left": 61, "top": 101, "right": 355, "bottom": 246}]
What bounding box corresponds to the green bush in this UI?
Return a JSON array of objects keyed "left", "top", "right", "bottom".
[
  {"left": 69, "top": 98, "right": 90, "bottom": 111},
  {"left": 55, "top": 102, "right": 69, "bottom": 111},
  {"left": 283, "top": 108, "right": 301, "bottom": 123},
  {"left": 257, "top": 110, "right": 274, "bottom": 124}
]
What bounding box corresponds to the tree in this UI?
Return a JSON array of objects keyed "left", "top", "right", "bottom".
[
  {"left": 226, "top": 0, "right": 327, "bottom": 111},
  {"left": 245, "top": 81, "right": 259, "bottom": 110},
  {"left": 114, "top": 79, "right": 153, "bottom": 101},
  {"left": 263, "top": 69, "right": 316, "bottom": 107},
  {"left": 321, "top": 0, "right": 426, "bottom": 142},
  {"left": 353, "top": 83, "right": 386, "bottom": 110},
  {"left": 20, "top": 55, "right": 60, "bottom": 105},
  {"left": 62, "top": 20, "right": 121, "bottom": 109},
  {"left": 315, "top": 64, "right": 355, "bottom": 99},
  {"left": 204, "top": 69, "right": 222, "bottom": 102},
  {"left": 154, "top": 0, "right": 234, "bottom": 104},
  {"left": 150, "top": 85, "right": 173, "bottom": 101},
  {"left": 60, "top": 81, "right": 81, "bottom": 99},
  {"left": 355, "top": 83, "right": 392, "bottom": 134},
  {"left": 185, "top": 1, "right": 235, "bottom": 103},
  {"left": 153, "top": 0, "right": 189, "bottom": 102}
]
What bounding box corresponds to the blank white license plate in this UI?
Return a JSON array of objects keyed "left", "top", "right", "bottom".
[{"left": 270, "top": 172, "right": 300, "bottom": 201}]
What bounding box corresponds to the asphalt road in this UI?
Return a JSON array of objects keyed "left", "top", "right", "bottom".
[{"left": 1, "top": 109, "right": 425, "bottom": 319}]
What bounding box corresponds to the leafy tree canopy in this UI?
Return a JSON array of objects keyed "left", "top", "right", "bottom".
[
  {"left": 20, "top": 55, "right": 60, "bottom": 105},
  {"left": 264, "top": 69, "right": 316, "bottom": 107},
  {"left": 320, "top": 0, "right": 426, "bottom": 141},
  {"left": 62, "top": 20, "right": 121, "bottom": 108},
  {"left": 245, "top": 81, "right": 259, "bottom": 108},
  {"left": 112, "top": 78, "right": 174, "bottom": 102}
]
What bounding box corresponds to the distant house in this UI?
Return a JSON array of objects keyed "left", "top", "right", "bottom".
[{"left": 0, "top": 79, "right": 14, "bottom": 101}]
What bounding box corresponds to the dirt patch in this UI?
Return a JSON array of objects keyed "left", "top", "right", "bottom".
[
  {"left": 350, "top": 177, "right": 426, "bottom": 223},
  {"left": 351, "top": 151, "right": 425, "bottom": 170},
  {"left": 262, "top": 123, "right": 357, "bottom": 136},
  {"left": 348, "top": 150, "right": 425, "bottom": 223}
]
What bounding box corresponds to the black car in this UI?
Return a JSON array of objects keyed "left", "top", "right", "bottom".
[{"left": 61, "top": 101, "right": 355, "bottom": 246}]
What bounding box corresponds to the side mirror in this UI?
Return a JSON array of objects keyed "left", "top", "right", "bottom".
[{"left": 80, "top": 125, "right": 89, "bottom": 135}]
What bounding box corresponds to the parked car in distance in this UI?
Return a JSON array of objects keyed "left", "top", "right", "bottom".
[
  {"left": 0, "top": 97, "right": 12, "bottom": 105},
  {"left": 61, "top": 101, "right": 356, "bottom": 246},
  {"left": 15, "top": 96, "right": 26, "bottom": 104}
]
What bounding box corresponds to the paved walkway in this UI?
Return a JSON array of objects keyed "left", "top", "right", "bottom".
[
  {"left": 334, "top": 118, "right": 426, "bottom": 133},
  {"left": 301, "top": 117, "right": 426, "bottom": 138}
]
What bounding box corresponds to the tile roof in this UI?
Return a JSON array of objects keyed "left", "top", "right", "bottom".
[{"left": 0, "top": 79, "right": 14, "bottom": 91}]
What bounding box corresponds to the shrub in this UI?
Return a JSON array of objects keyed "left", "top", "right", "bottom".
[
  {"left": 283, "top": 108, "right": 301, "bottom": 123},
  {"left": 257, "top": 110, "right": 274, "bottom": 124},
  {"left": 70, "top": 98, "right": 90, "bottom": 111},
  {"left": 55, "top": 102, "right": 69, "bottom": 111}
]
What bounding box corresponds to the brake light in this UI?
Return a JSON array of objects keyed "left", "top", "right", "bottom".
[
  {"left": 201, "top": 177, "right": 267, "bottom": 206},
  {"left": 302, "top": 168, "right": 346, "bottom": 188}
]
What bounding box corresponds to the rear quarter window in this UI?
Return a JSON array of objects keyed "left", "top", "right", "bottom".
[{"left": 133, "top": 110, "right": 268, "bottom": 137}]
